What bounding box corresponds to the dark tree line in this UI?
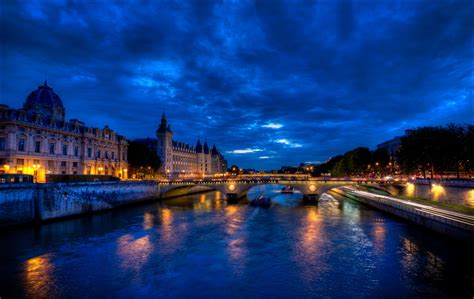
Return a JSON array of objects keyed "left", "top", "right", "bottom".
[
  {"left": 127, "top": 141, "right": 161, "bottom": 178},
  {"left": 397, "top": 124, "right": 473, "bottom": 178},
  {"left": 315, "top": 147, "right": 390, "bottom": 177},
  {"left": 314, "top": 124, "right": 473, "bottom": 178}
]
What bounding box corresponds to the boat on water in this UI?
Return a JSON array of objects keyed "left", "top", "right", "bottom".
[
  {"left": 281, "top": 186, "right": 294, "bottom": 194},
  {"left": 250, "top": 195, "right": 272, "bottom": 208}
]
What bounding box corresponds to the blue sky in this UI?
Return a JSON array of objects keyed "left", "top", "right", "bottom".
[{"left": 1, "top": 0, "right": 473, "bottom": 170}]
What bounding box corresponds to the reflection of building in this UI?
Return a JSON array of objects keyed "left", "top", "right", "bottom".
[
  {"left": 154, "top": 113, "right": 227, "bottom": 177},
  {"left": 0, "top": 81, "right": 128, "bottom": 182},
  {"left": 377, "top": 136, "right": 402, "bottom": 159}
]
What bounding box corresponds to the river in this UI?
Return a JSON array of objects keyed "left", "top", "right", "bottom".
[{"left": 0, "top": 184, "right": 472, "bottom": 298}]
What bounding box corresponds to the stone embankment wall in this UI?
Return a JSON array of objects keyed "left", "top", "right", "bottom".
[
  {"left": 382, "top": 183, "right": 474, "bottom": 207},
  {"left": 331, "top": 188, "right": 474, "bottom": 243},
  {"left": 0, "top": 181, "right": 160, "bottom": 227}
]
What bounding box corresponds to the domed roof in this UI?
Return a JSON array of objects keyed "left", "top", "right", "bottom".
[{"left": 23, "top": 81, "right": 65, "bottom": 122}]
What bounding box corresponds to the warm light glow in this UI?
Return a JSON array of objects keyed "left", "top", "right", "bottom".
[
  {"left": 431, "top": 184, "right": 445, "bottom": 200},
  {"left": 228, "top": 183, "right": 236, "bottom": 192},
  {"left": 308, "top": 184, "right": 317, "bottom": 192},
  {"left": 24, "top": 253, "right": 55, "bottom": 298},
  {"left": 467, "top": 190, "right": 474, "bottom": 207},
  {"left": 406, "top": 182, "right": 415, "bottom": 196}
]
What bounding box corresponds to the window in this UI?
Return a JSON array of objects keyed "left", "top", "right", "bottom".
[
  {"left": 111, "top": 152, "right": 115, "bottom": 159},
  {"left": 18, "top": 139, "right": 25, "bottom": 151},
  {"left": 73, "top": 162, "right": 78, "bottom": 167},
  {"left": 97, "top": 150, "right": 101, "bottom": 158},
  {"left": 49, "top": 143, "right": 55, "bottom": 154},
  {"left": 105, "top": 151, "right": 109, "bottom": 159},
  {"left": 74, "top": 146, "right": 79, "bottom": 157},
  {"left": 87, "top": 147, "right": 92, "bottom": 158},
  {"left": 61, "top": 161, "right": 67, "bottom": 167},
  {"left": 62, "top": 145, "right": 68, "bottom": 155},
  {"left": 0, "top": 138, "right": 5, "bottom": 150},
  {"left": 35, "top": 141, "right": 41, "bottom": 153},
  {"left": 48, "top": 160, "right": 54, "bottom": 167},
  {"left": 19, "top": 127, "right": 26, "bottom": 132},
  {"left": 17, "top": 159, "right": 24, "bottom": 165}
]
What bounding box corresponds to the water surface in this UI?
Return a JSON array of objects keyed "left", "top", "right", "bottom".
[{"left": 0, "top": 185, "right": 472, "bottom": 298}]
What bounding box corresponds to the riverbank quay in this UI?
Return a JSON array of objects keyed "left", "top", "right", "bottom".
[
  {"left": 0, "top": 181, "right": 162, "bottom": 228},
  {"left": 331, "top": 187, "right": 474, "bottom": 244}
]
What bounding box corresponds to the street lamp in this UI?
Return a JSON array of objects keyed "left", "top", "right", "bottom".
[{"left": 98, "top": 166, "right": 104, "bottom": 175}]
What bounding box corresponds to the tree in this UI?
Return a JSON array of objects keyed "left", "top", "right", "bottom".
[
  {"left": 127, "top": 141, "right": 161, "bottom": 178},
  {"left": 397, "top": 125, "right": 469, "bottom": 178},
  {"left": 345, "top": 147, "right": 372, "bottom": 175}
]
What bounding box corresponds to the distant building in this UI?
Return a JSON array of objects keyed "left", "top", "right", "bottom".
[
  {"left": 377, "top": 136, "right": 402, "bottom": 158},
  {"left": 138, "top": 113, "right": 227, "bottom": 177},
  {"left": 0, "top": 81, "right": 128, "bottom": 182}
]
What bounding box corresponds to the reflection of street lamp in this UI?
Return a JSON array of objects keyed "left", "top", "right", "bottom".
[
  {"left": 123, "top": 168, "right": 128, "bottom": 179},
  {"left": 32, "top": 164, "right": 40, "bottom": 183}
]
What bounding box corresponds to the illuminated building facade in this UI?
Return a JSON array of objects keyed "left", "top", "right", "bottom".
[
  {"left": 155, "top": 113, "right": 227, "bottom": 177},
  {"left": 0, "top": 81, "right": 128, "bottom": 182}
]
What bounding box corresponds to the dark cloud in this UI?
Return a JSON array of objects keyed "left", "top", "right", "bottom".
[{"left": 1, "top": 0, "right": 473, "bottom": 169}]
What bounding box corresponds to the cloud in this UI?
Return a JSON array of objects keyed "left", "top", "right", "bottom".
[
  {"left": 262, "top": 122, "right": 283, "bottom": 129},
  {"left": 227, "top": 148, "right": 264, "bottom": 154},
  {"left": 275, "top": 139, "right": 303, "bottom": 148}
]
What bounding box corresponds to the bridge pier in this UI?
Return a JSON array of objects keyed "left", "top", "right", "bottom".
[
  {"left": 303, "top": 193, "right": 319, "bottom": 202},
  {"left": 226, "top": 193, "right": 238, "bottom": 201}
]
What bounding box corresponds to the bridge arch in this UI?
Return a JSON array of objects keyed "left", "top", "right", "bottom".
[{"left": 157, "top": 179, "right": 363, "bottom": 201}]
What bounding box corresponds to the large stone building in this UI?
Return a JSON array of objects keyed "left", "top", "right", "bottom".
[
  {"left": 137, "top": 113, "right": 227, "bottom": 178},
  {"left": 0, "top": 81, "right": 128, "bottom": 182}
]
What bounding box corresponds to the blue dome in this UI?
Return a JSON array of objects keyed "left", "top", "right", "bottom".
[{"left": 23, "top": 81, "right": 65, "bottom": 121}]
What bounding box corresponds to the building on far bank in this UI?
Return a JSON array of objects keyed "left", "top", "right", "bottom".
[
  {"left": 0, "top": 81, "right": 128, "bottom": 182},
  {"left": 136, "top": 113, "right": 227, "bottom": 178},
  {"left": 377, "top": 136, "right": 402, "bottom": 159}
]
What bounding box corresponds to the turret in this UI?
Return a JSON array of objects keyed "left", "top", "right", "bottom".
[
  {"left": 195, "top": 139, "right": 203, "bottom": 153},
  {"left": 211, "top": 144, "right": 219, "bottom": 156}
]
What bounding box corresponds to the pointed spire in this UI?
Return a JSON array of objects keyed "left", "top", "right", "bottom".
[
  {"left": 211, "top": 143, "right": 219, "bottom": 156},
  {"left": 158, "top": 112, "right": 172, "bottom": 133},
  {"left": 196, "top": 138, "right": 203, "bottom": 153}
]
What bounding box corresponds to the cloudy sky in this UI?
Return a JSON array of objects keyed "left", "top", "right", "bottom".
[{"left": 1, "top": 0, "right": 473, "bottom": 169}]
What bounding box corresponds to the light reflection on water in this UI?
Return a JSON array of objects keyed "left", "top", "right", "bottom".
[
  {"left": 0, "top": 184, "right": 473, "bottom": 298},
  {"left": 23, "top": 253, "right": 58, "bottom": 298}
]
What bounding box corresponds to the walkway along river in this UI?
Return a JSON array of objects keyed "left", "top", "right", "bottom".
[{"left": 0, "top": 184, "right": 473, "bottom": 298}]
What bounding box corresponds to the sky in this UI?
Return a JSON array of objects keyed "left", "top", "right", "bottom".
[{"left": 1, "top": 0, "right": 473, "bottom": 170}]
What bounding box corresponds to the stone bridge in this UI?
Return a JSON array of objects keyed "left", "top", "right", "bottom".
[{"left": 156, "top": 178, "right": 379, "bottom": 201}]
